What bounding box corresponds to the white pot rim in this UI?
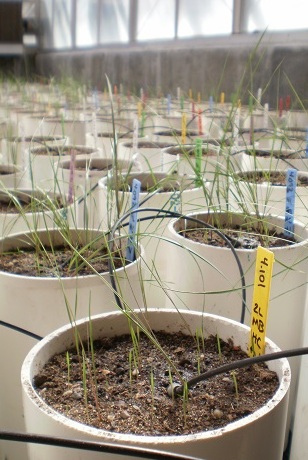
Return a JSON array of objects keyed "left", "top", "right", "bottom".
[
  {"left": 0, "top": 228, "right": 144, "bottom": 282},
  {"left": 98, "top": 172, "right": 206, "bottom": 194},
  {"left": 21, "top": 308, "right": 291, "bottom": 446},
  {"left": 168, "top": 210, "right": 308, "bottom": 254}
]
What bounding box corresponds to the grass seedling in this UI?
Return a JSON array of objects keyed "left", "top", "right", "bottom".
[
  {"left": 216, "top": 333, "right": 223, "bottom": 362},
  {"left": 66, "top": 351, "right": 71, "bottom": 383},
  {"left": 231, "top": 370, "right": 239, "bottom": 400},
  {"left": 195, "top": 327, "right": 205, "bottom": 375},
  {"left": 182, "top": 381, "right": 189, "bottom": 428},
  {"left": 81, "top": 350, "right": 89, "bottom": 422}
]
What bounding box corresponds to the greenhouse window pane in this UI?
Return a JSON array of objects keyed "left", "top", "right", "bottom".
[
  {"left": 178, "top": 0, "right": 232, "bottom": 38},
  {"left": 100, "top": 0, "right": 129, "bottom": 44},
  {"left": 53, "top": 0, "right": 72, "bottom": 48},
  {"left": 242, "top": 0, "right": 308, "bottom": 32},
  {"left": 76, "top": 0, "right": 98, "bottom": 47},
  {"left": 40, "top": 0, "right": 53, "bottom": 48},
  {"left": 137, "top": 0, "right": 175, "bottom": 41}
]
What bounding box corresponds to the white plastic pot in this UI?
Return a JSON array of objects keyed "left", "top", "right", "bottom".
[
  {"left": 27, "top": 144, "right": 101, "bottom": 190},
  {"left": 57, "top": 157, "right": 140, "bottom": 230},
  {"left": 165, "top": 211, "right": 308, "bottom": 448},
  {"left": 0, "top": 188, "right": 75, "bottom": 237},
  {"left": 0, "top": 228, "right": 144, "bottom": 460},
  {"left": 25, "top": 116, "right": 88, "bottom": 145},
  {"left": 161, "top": 143, "right": 225, "bottom": 184},
  {"left": 1, "top": 134, "right": 68, "bottom": 167},
  {"left": 117, "top": 140, "right": 177, "bottom": 173},
  {"left": 237, "top": 128, "right": 286, "bottom": 150},
  {"left": 85, "top": 131, "right": 148, "bottom": 160},
  {"left": 0, "top": 163, "right": 25, "bottom": 189},
  {"left": 152, "top": 128, "right": 199, "bottom": 145},
  {"left": 98, "top": 171, "right": 210, "bottom": 305},
  {"left": 229, "top": 170, "right": 308, "bottom": 225},
  {"left": 21, "top": 309, "right": 290, "bottom": 460},
  {"left": 239, "top": 149, "right": 308, "bottom": 172},
  {"left": 290, "top": 301, "right": 308, "bottom": 460}
]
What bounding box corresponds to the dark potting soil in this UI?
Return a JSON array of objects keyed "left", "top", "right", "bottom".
[
  {"left": 0, "top": 245, "right": 125, "bottom": 277},
  {"left": 34, "top": 331, "right": 279, "bottom": 436},
  {"left": 33, "top": 147, "right": 94, "bottom": 156},
  {"left": 246, "top": 149, "right": 304, "bottom": 159},
  {"left": 166, "top": 146, "right": 217, "bottom": 157},
  {"left": 238, "top": 170, "right": 308, "bottom": 187},
  {"left": 181, "top": 225, "right": 296, "bottom": 249},
  {"left": 0, "top": 196, "right": 64, "bottom": 214}
]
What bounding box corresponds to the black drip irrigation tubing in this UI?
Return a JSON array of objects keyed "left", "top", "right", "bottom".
[
  {"left": 0, "top": 320, "right": 43, "bottom": 341},
  {"left": 0, "top": 431, "right": 201, "bottom": 460},
  {"left": 168, "top": 346, "right": 308, "bottom": 397}
]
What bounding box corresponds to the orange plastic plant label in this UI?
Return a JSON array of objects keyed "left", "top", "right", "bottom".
[{"left": 249, "top": 246, "right": 275, "bottom": 357}]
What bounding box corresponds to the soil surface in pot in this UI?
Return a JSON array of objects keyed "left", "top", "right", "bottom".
[
  {"left": 180, "top": 224, "right": 296, "bottom": 249},
  {"left": 74, "top": 164, "right": 112, "bottom": 172},
  {"left": 0, "top": 245, "right": 126, "bottom": 277},
  {"left": 0, "top": 196, "right": 65, "bottom": 214},
  {"left": 166, "top": 146, "right": 217, "bottom": 157},
  {"left": 113, "top": 173, "right": 195, "bottom": 193},
  {"left": 246, "top": 149, "right": 304, "bottom": 159},
  {"left": 33, "top": 147, "right": 94, "bottom": 157},
  {"left": 125, "top": 142, "right": 174, "bottom": 149},
  {"left": 238, "top": 171, "right": 308, "bottom": 186},
  {"left": 34, "top": 331, "right": 279, "bottom": 436}
]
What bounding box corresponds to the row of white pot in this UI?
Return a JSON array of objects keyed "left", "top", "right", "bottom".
[
  {"left": 0, "top": 208, "right": 306, "bottom": 459},
  {"left": 2, "top": 129, "right": 308, "bottom": 212},
  {"left": 0, "top": 140, "right": 306, "bottom": 460},
  {"left": 1, "top": 106, "right": 225, "bottom": 144},
  {"left": 0, "top": 168, "right": 212, "bottom": 244},
  {"left": 235, "top": 146, "right": 308, "bottom": 172}
]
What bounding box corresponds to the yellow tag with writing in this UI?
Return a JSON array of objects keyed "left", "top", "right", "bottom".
[{"left": 249, "top": 246, "right": 275, "bottom": 357}]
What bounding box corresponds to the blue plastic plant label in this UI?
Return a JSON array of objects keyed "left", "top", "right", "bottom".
[
  {"left": 284, "top": 168, "right": 297, "bottom": 237},
  {"left": 170, "top": 190, "right": 181, "bottom": 213},
  {"left": 125, "top": 178, "right": 141, "bottom": 262}
]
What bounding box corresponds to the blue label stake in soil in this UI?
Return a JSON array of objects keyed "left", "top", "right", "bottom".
[
  {"left": 126, "top": 179, "right": 141, "bottom": 262},
  {"left": 284, "top": 168, "right": 297, "bottom": 237}
]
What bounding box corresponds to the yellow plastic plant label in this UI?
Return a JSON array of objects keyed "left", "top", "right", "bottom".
[{"left": 249, "top": 246, "right": 275, "bottom": 357}]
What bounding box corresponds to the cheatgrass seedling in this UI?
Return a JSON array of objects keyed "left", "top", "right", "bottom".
[
  {"left": 195, "top": 327, "right": 205, "bottom": 375},
  {"left": 216, "top": 333, "right": 223, "bottom": 362},
  {"left": 81, "top": 350, "right": 89, "bottom": 422},
  {"left": 66, "top": 351, "right": 71, "bottom": 383},
  {"left": 231, "top": 370, "right": 239, "bottom": 400},
  {"left": 182, "top": 381, "right": 189, "bottom": 428}
]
